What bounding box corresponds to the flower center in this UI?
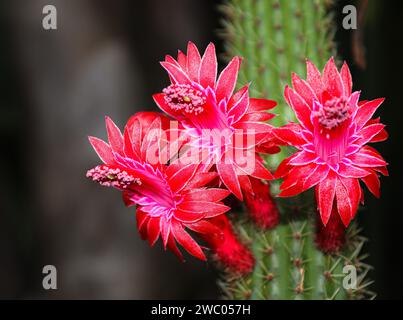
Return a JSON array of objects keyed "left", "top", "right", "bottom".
[
  {"left": 87, "top": 165, "right": 141, "bottom": 189},
  {"left": 163, "top": 84, "right": 206, "bottom": 115},
  {"left": 315, "top": 97, "right": 350, "bottom": 130}
]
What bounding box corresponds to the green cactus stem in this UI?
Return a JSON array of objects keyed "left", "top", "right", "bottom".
[{"left": 218, "top": 0, "right": 374, "bottom": 300}]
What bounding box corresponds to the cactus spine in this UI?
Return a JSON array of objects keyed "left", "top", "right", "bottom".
[{"left": 218, "top": 0, "right": 374, "bottom": 300}]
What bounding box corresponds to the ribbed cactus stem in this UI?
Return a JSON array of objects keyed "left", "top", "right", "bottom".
[{"left": 219, "top": 0, "right": 374, "bottom": 300}]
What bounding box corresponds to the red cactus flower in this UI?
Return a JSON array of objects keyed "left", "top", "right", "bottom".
[
  {"left": 201, "top": 215, "right": 255, "bottom": 274},
  {"left": 153, "top": 41, "right": 278, "bottom": 200},
  {"left": 86, "top": 113, "right": 231, "bottom": 261},
  {"left": 274, "top": 58, "right": 388, "bottom": 227}
]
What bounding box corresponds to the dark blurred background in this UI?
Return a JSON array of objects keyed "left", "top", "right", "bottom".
[{"left": 0, "top": 0, "right": 402, "bottom": 299}]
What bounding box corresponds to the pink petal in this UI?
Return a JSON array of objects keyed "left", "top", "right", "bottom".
[
  {"left": 88, "top": 136, "right": 115, "bottom": 164},
  {"left": 340, "top": 62, "right": 352, "bottom": 96},
  {"left": 160, "top": 61, "right": 192, "bottom": 84},
  {"left": 186, "top": 41, "right": 201, "bottom": 81},
  {"left": 216, "top": 162, "right": 243, "bottom": 200},
  {"left": 241, "top": 111, "right": 275, "bottom": 122},
  {"left": 306, "top": 59, "right": 324, "bottom": 98},
  {"left": 322, "top": 57, "right": 344, "bottom": 97},
  {"left": 215, "top": 56, "right": 241, "bottom": 102},
  {"left": 105, "top": 116, "right": 124, "bottom": 155},
  {"left": 198, "top": 42, "right": 217, "bottom": 88},
  {"left": 177, "top": 50, "right": 187, "bottom": 69}
]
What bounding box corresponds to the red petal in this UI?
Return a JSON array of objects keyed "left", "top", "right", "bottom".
[
  {"left": 185, "top": 220, "right": 221, "bottom": 235},
  {"left": 186, "top": 41, "right": 201, "bottom": 81},
  {"left": 178, "top": 201, "right": 230, "bottom": 217},
  {"left": 241, "top": 111, "right": 275, "bottom": 122},
  {"left": 183, "top": 188, "right": 230, "bottom": 202},
  {"left": 361, "top": 170, "right": 381, "bottom": 198},
  {"left": 198, "top": 43, "right": 217, "bottom": 88},
  {"left": 285, "top": 86, "right": 313, "bottom": 130},
  {"left": 371, "top": 128, "right": 388, "bottom": 143},
  {"left": 356, "top": 123, "right": 386, "bottom": 146},
  {"left": 147, "top": 217, "right": 161, "bottom": 246},
  {"left": 249, "top": 98, "right": 277, "bottom": 111},
  {"left": 317, "top": 171, "right": 337, "bottom": 225},
  {"left": 185, "top": 172, "right": 218, "bottom": 189},
  {"left": 216, "top": 162, "right": 243, "bottom": 200},
  {"left": 289, "top": 150, "right": 316, "bottom": 166},
  {"left": 335, "top": 177, "right": 360, "bottom": 226},
  {"left": 168, "top": 163, "right": 198, "bottom": 193},
  {"left": 215, "top": 56, "right": 240, "bottom": 102},
  {"left": 338, "top": 163, "right": 369, "bottom": 178},
  {"left": 105, "top": 116, "right": 124, "bottom": 155},
  {"left": 302, "top": 164, "right": 329, "bottom": 190},
  {"left": 249, "top": 159, "right": 274, "bottom": 180},
  {"left": 228, "top": 85, "right": 250, "bottom": 123},
  {"left": 174, "top": 209, "right": 205, "bottom": 223},
  {"left": 291, "top": 72, "right": 317, "bottom": 106},
  {"left": 272, "top": 125, "right": 306, "bottom": 146},
  {"left": 306, "top": 59, "right": 324, "bottom": 98},
  {"left": 177, "top": 50, "right": 187, "bottom": 69},
  {"left": 88, "top": 136, "right": 115, "bottom": 164},
  {"left": 349, "top": 148, "right": 387, "bottom": 167},
  {"left": 152, "top": 93, "right": 178, "bottom": 119},
  {"left": 340, "top": 62, "right": 352, "bottom": 96},
  {"left": 354, "top": 98, "right": 384, "bottom": 130},
  {"left": 171, "top": 220, "right": 206, "bottom": 261},
  {"left": 322, "top": 57, "right": 344, "bottom": 97},
  {"left": 167, "top": 235, "right": 184, "bottom": 261},
  {"left": 160, "top": 61, "right": 191, "bottom": 84}
]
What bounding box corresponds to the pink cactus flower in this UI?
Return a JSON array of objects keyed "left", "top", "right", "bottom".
[
  {"left": 274, "top": 58, "right": 388, "bottom": 227},
  {"left": 87, "top": 113, "right": 231, "bottom": 261},
  {"left": 153, "top": 41, "right": 278, "bottom": 200}
]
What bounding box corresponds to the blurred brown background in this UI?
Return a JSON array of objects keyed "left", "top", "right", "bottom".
[{"left": 0, "top": 0, "right": 402, "bottom": 299}]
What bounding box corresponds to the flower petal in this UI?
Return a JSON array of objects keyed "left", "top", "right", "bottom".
[
  {"left": 183, "top": 188, "right": 230, "bottom": 202},
  {"left": 317, "top": 170, "right": 337, "bottom": 225},
  {"left": 354, "top": 98, "right": 385, "bottom": 129},
  {"left": 198, "top": 42, "right": 217, "bottom": 88},
  {"left": 105, "top": 116, "right": 124, "bottom": 155},
  {"left": 322, "top": 57, "right": 344, "bottom": 97},
  {"left": 335, "top": 177, "right": 360, "bottom": 226},
  {"left": 178, "top": 201, "right": 230, "bottom": 217},
  {"left": 285, "top": 85, "right": 313, "bottom": 130},
  {"left": 306, "top": 59, "right": 324, "bottom": 98},
  {"left": 361, "top": 170, "right": 381, "bottom": 198},
  {"left": 171, "top": 220, "right": 206, "bottom": 261},
  {"left": 340, "top": 62, "right": 352, "bottom": 96},
  {"left": 215, "top": 56, "right": 241, "bottom": 102},
  {"left": 291, "top": 72, "right": 317, "bottom": 106},
  {"left": 186, "top": 41, "right": 202, "bottom": 81},
  {"left": 216, "top": 162, "right": 243, "bottom": 200},
  {"left": 88, "top": 136, "right": 115, "bottom": 164},
  {"left": 160, "top": 61, "right": 192, "bottom": 84}
]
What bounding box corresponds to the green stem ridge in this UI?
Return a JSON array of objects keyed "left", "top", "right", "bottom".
[{"left": 218, "top": 0, "right": 374, "bottom": 300}]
